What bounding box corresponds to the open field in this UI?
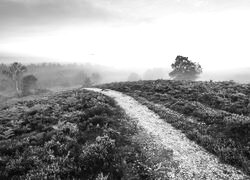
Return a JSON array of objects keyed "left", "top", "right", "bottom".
[{"left": 98, "top": 80, "right": 250, "bottom": 176}]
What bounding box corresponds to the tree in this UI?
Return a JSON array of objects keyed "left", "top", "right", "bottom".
[
  {"left": 0, "top": 62, "right": 27, "bottom": 95},
  {"left": 0, "top": 64, "right": 11, "bottom": 91},
  {"left": 169, "top": 55, "right": 202, "bottom": 81},
  {"left": 21, "top": 75, "right": 37, "bottom": 96},
  {"left": 127, "top": 73, "right": 141, "bottom": 81}
]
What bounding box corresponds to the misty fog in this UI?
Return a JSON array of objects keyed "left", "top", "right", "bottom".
[{"left": 1, "top": 0, "right": 250, "bottom": 100}]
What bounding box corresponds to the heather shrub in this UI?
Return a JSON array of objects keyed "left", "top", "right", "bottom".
[
  {"left": 0, "top": 89, "right": 154, "bottom": 179},
  {"left": 98, "top": 80, "right": 250, "bottom": 175}
]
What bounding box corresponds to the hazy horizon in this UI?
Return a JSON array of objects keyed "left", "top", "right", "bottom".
[
  {"left": 0, "top": 0, "right": 250, "bottom": 71},
  {"left": 2, "top": 54, "right": 250, "bottom": 84}
]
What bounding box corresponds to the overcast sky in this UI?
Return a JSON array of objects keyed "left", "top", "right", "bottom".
[{"left": 0, "top": 0, "right": 250, "bottom": 70}]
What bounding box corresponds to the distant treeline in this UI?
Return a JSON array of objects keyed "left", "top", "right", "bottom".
[
  {"left": 26, "top": 63, "right": 101, "bottom": 88},
  {"left": 0, "top": 62, "right": 102, "bottom": 97}
]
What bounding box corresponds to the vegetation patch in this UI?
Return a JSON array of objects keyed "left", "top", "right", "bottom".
[
  {"left": 0, "top": 89, "right": 156, "bottom": 179},
  {"left": 99, "top": 80, "right": 250, "bottom": 176}
]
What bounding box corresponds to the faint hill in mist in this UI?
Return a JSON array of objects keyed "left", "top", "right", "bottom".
[
  {"left": 143, "top": 68, "right": 170, "bottom": 80},
  {"left": 200, "top": 68, "right": 250, "bottom": 83},
  {"left": 0, "top": 54, "right": 138, "bottom": 87},
  {"left": 141, "top": 67, "right": 250, "bottom": 83}
]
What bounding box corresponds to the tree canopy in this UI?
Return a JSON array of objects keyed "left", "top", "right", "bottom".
[
  {"left": 21, "top": 75, "right": 38, "bottom": 96},
  {"left": 169, "top": 55, "right": 202, "bottom": 81}
]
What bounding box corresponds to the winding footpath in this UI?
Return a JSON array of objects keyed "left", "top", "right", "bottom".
[{"left": 85, "top": 88, "right": 249, "bottom": 180}]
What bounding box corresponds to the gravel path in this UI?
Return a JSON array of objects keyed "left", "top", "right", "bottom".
[{"left": 85, "top": 88, "right": 249, "bottom": 180}]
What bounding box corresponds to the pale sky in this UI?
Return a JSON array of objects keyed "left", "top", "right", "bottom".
[{"left": 0, "top": 0, "right": 250, "bottom": 70}]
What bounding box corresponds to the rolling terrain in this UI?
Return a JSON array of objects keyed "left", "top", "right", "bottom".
[
  {"left": 98, "top": 80, "right": 250, "bottom": 177},
  {"left": 0, "top": 88, "right": 163, "bottom": 179},
  {"left": 0, "top": 80, "right": 250, "bottom": 179},
  {"left": 87, "top": 88, "right": 249, "bottom": 179}
]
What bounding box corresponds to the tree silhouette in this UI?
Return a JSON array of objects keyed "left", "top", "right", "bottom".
[
  {"left": 1, "top": 62, "right": 27, "bottom": 95},
  {"left": 21, "top": 75, "right": 37, "bottom": 96},
  {"left": 169, "top": 55, "right": 202, "bottom": 80}
]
